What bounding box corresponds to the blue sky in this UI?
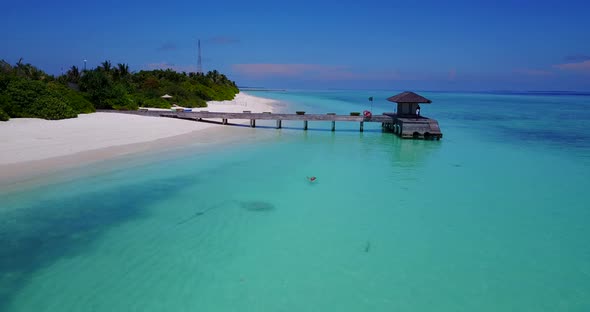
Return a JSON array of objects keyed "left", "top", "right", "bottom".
[{"left": 1, "top": 0, "right": 589, "bottom": 91}]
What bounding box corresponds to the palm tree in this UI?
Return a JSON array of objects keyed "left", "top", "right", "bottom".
[
  {"left": 66, "top": 66, "right": 81, "bottom": 83},
  {"left": 112, "top": 63, "right": 130, "bottom": 81},
  {"left": 15, "top": 58, "right": 27, "bottom": 77},
  {"left": 117, "top": 63, "right": 129, "bottom": 77},
  {"left": 0, "top": 59, "right": 12, "bottom": 75},
  {"left": 206, "top": 70, "right": 223, "bottom": 84},
  {"left": 100, "top": 60, "right": 112, "bottom": 73},
  {"left": 14, "top": 58, "right": 46, "bottom": 80}
]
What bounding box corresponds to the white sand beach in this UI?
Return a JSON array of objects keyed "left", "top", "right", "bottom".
[
  {"left": 0, "top": 92, "right": 278, "bottom": 184},
  {"left": 194, "top": 92, "right": 278, "bottom": 113}
]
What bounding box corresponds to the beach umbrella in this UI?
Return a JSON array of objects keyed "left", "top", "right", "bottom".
[{"left": 161, "top": 94, "right": 173, "bottom": 99}]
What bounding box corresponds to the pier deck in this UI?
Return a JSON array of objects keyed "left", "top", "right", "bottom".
[
  {"left": 100, "top": 110, "right": 442, "bottom": 139},
  {"left": 381, "top": 113, "right": 443, "bottom": 140}
]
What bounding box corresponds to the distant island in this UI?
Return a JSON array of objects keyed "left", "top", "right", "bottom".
[{"left": 0, "top": 59, "right": 239, "bottom": 121}]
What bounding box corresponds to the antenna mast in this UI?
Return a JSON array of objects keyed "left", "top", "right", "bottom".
[{"left": 197, "top": 39, "right": 203, "bottom": 74}]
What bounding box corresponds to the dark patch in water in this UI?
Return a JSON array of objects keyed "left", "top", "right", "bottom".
[
  {"left": 239, "top": 201, "right": 275, "bottom": 212},
  {"left": 497, "top": 126, "right": 590, "bottom": 149},
  {"left": 364, "top": 241, "right": 371, "bottom": 253},
  {"left": 442, "top": 112, "right": 528, "bottom": 122},
  {"left": 176, "top": 201, "right": 231, "bottom": 225},
  {"left": 176, "top": 200, "right": 275, "bottom": 226},
  {"left": 0, "top": 174, "right": 197, "bottom": 311},
  {"left": 176, "top": 212, "right": 205, "bottom": 225}
]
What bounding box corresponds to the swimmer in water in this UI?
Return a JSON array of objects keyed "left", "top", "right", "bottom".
[{"left": 307, "top": 176, "right": 317, "bottom": 182}]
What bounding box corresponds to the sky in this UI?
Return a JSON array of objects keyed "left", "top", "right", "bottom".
[{"left": 1, "top": 0, "right": 589, "bottom": 91}]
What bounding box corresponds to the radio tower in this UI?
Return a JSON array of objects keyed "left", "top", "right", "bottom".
[{"left": 197, "top": 39, "right": 203, "bottom": 74}]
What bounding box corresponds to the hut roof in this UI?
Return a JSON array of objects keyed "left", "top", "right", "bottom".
[{"left": 387, "top": 91, "right": 432, "bottom": 104}]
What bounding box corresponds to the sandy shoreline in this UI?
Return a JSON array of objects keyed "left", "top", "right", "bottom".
[{"left": 0, "top": 92, "right": 280, "bottom": 188}]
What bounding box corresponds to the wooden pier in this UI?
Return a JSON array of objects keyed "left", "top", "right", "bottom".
[
  {"left": 101, "top": 91, "right": 443, "bottom": 139},
  {"left": 103, "top": 109, "right": 442, "bottom": 139}
]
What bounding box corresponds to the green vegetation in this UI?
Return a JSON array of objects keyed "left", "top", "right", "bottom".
[
  {"left": 33, "top": 95, "right": 77, "bottom": 120},
  {"left": 0, "top": 58, "right": 239, "bottom": 120},
  {"left": 0, "top": 107, "right": 9, "bottom": 121},
  {"left": 129, "top": 69, "right": 237, "bottom": 108},
  {"left": 350, "top": 112, "right": 360, "bottom": 116}
]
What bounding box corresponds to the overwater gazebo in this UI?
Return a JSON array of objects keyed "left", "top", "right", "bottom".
[
  {"left": 382, "top": 91, "right": 442, "bottom": 140},
  {"left": 387, "top": 91, "right": 431, "bottom": 117}
]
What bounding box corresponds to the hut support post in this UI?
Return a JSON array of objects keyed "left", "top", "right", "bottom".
[
  {"left": 276, "top": 120, "right": 282, "bottom": 129},
  {"left": 304, "top": 120, "right": 308, "bottom": 130},
  {"left": 360, "top": 121, "right": 364, "bottom": 132},
  {"left": 331, "top": 121, "right": 336, "bottom": 132}
]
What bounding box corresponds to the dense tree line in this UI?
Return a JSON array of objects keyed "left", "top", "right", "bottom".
[
  {"left": 0, "top": 59, "right": 95, "bottom": 120},
  {"left": 0, "top": 59, "right": 239, "bottom": 121}
]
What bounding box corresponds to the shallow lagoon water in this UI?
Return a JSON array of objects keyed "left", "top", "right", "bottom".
[{"left": 1, "top": 91, "right": 590, "bottom": 311}]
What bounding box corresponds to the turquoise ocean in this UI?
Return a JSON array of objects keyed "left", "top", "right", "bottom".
[{"left": 1, "top": 90, "right": 590, "bottom": 311}]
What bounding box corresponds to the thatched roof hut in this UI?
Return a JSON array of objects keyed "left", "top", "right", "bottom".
[
  {"left": 387, "top": 91, "right": 431, "bottom": 104},
  {"left": 386, "top": 91, "right": 431, "bottom": 116}
]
